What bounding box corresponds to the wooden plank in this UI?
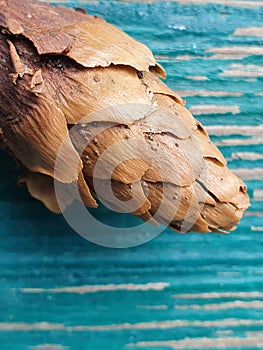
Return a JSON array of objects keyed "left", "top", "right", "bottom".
[{"left": 0, "top": 1, "right": 262, "bottom": 349}]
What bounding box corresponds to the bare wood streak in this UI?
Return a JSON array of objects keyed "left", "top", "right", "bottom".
[
  {"left": 19, "top": 282, "right": 170, "bottom": 294},
  {"left": 234, "top": 27, "right": 263, "bottom": 37},
  {"left": 221, "top": 64, "right": 263, "bottom": 77},
  {"left": 174, "top": 291, "right": 263, "bottom": 299},
  {"left": 190, "top": 105, "right": 240, "bottom": 115},
  {"left": 31, "top": 345, "right": 68, "bottom": 350},
  {"left": 245, "top": 212, "right": 263, "bottom": 217},
  {"left": 128, "top": 335, "right": 263, "bottom": 349},
  {"left": 186, "top": 76, "right": 208, "bottom": 81},
  {"left": 176, "top": 300, "right": 263, "bottom": 311},
  {"left": 254, "top": 189, "right": 263, "bottom": 201},
  {"left": 207, "top": 46, "right": 263, "bottom": 56},
  {"left": 175, "top": 54, "right": 250, "bottom": 60},
  {"left": 215, "top": 138, "right": 263, "bottom": 146},
  {"left": 177, "top": 90, "right": 243, "bottom": 97},
  {"left": 210, "top": 53, "right": 248, "bottom": 59},
  {"left": 206, "top": 125, "right": 263, "bottom": 136},
  {"left": 232, "top": 168, "right": 263, "bottom": 180},
  {"left": 231, "top": 152, "right": 263, "bottom": 161},
  {"left": 137, "top": 305, "right": 168, "bottom": 310},
  {"left": 251, "top": 226, "right": 263, "bottom": 232}
]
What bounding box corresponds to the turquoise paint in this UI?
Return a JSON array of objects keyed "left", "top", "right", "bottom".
[{"left": 0, "top": 1, "right": 262, "bottom": 349}]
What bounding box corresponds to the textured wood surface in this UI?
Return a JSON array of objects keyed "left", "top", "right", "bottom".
[{"left": 0, "top": 1, "right": 262, "bottom": 349}]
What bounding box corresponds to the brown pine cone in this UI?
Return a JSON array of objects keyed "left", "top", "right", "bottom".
[{"left": 0, "top": 0, "right": 250, "bottom": 234}]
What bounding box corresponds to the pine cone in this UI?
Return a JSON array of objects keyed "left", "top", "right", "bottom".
[{"left": 0, "top": 0, "right": 250, "bottom": 234}]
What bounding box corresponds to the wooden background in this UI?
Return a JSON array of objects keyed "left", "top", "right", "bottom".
[{"left": 0, "top": 0, "right": 262, "bottom": 349}]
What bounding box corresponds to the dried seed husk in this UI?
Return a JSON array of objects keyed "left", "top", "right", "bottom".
[{"left": 0, "top": 0, "right": 250, "bottom": 233}]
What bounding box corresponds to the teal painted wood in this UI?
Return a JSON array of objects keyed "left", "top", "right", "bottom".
[{"left": 0, "top": 1, "right": 262, "bottom": 349}]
